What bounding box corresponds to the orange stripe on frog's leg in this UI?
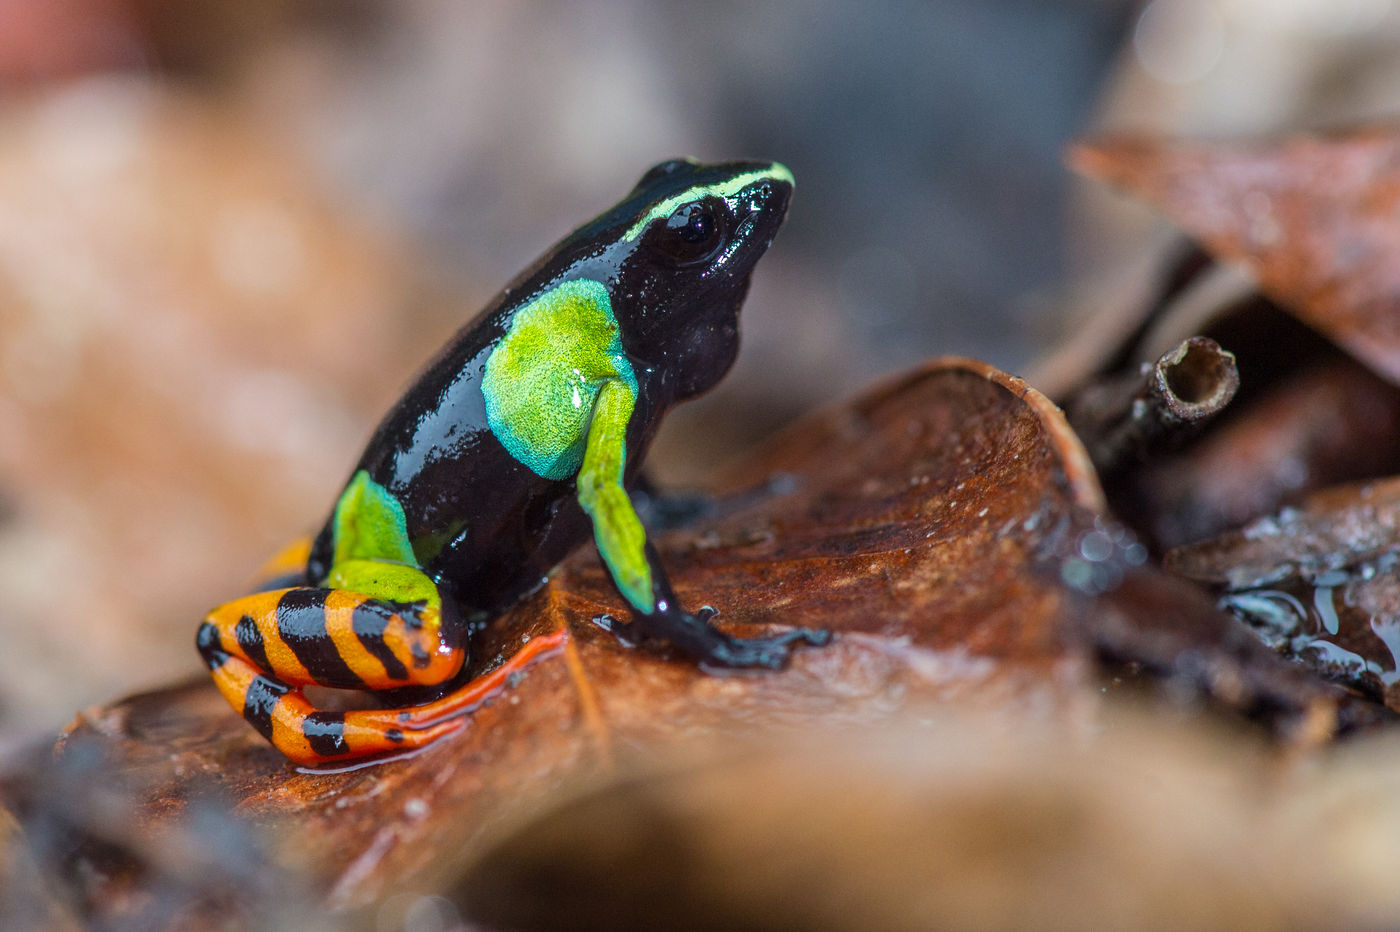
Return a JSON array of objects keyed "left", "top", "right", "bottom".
[
  {"left": 198, "top": 587, "right": 464, "bottom": 691},
  {"left": 249, "top": 537, "right": 314, "bottom": 591}
]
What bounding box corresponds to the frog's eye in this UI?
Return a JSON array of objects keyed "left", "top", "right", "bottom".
[{"left": 660, "top": 201, "right": 725, "bottom": 264}]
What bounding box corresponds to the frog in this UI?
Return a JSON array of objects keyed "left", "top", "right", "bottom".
[{"left": 196, "top": 158, "right": 830, "bottom": 766}]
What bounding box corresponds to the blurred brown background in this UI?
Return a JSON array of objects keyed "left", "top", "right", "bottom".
[{"left": 1, "top": 0, "right": 1396, "bottom": 747}]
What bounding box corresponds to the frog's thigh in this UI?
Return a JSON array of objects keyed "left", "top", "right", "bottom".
[{"left": 197, "top": 586, "right": 463, "bottom": 691}]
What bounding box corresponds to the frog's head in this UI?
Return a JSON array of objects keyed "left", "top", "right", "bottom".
[{"left": 606, "top": 158, "right": 794, "bottom": 400}]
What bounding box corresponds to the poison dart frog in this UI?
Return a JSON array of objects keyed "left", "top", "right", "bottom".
[{"left": 197, "top": 159, "right": 830, "bottom": 766}]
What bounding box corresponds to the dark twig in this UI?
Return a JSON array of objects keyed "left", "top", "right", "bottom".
[{"left": 1068, "top": 336, "right": 1240, "bottom": 477}]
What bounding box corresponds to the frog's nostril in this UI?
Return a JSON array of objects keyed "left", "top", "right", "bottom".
[{"left": 740, "top": 181, "right": 776, "bottom": 211}]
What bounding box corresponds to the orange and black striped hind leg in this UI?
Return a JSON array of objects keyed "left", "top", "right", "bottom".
[
  {"left": 196, "top": 585, "right": 470, "bottom": 765},
  {"left": 197, "top": 586, "right": 567, "bottom": 765}
]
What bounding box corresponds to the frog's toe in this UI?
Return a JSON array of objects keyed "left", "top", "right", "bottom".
[
  {"left": 697, "top": 627, "right": 829, "bottom": 670},
  {"left": 592, "top": 612, "right": 639, "bottom": 646},
  {"left": 696, "top": 645, "right": 781, "bottom": 670}
]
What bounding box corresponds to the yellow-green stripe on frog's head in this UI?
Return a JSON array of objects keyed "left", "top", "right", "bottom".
[
  {"left": 479, "top": 160, "right": 795, "bottom": 482},
  {"left": 600, "top": 158, "right": 794, "bottom": 399},
  {"left": 621, "top": 159, "right": 795, "bottom": 242}
]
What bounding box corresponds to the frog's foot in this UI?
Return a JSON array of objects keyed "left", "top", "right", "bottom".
[
  {"left": 380, "top": 628, "right": 569, "bottom": 728},
  {"left": 602, "top": 604, "right": 830, "bottom": 670}
]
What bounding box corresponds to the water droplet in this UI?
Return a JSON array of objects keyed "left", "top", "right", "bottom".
[{"left": 1079, "top": 530, "right": 1114, "bottom": 563}]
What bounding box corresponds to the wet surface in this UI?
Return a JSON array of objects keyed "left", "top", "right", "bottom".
[
  {"left": 1217, "top": 572, "right": 1400, "bottom": 705},
  {"left": 1170, "top": 479, "right": 1400, "bottom": 709}
]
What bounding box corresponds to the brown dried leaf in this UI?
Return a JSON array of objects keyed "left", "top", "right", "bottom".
[
  {"left": 1169, "top": 479, "right": 1400, "bottom": 710},
  {"left": 1169, "top": 478, "right": 1400, "bottom": 591},
  {"left": 5, "top": 358, "right": 1354, "bottom": 926},
  {"left": 0, "top": 0, "right": 145, "bottom": 82},
  {"left": 14, "top": 359, "right": 1104, "bottom": 921},
  {"left": 1071, "top": 130, "right": 1400, "bottom": 386}
]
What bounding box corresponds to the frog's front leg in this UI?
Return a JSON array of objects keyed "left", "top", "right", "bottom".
[{"left": 578, "top": 380, "right": 829, "bottom": 668}]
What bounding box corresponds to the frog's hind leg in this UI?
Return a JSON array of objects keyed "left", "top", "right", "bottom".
[
  {"left": 200, "top": 471, "right": 569, "bottom": 765},
  {"left": 197, "top": 586, "right": 468, "bottom": 764},
  {"left": 198, "top": 587, "right": 568, "bottom": 765}
]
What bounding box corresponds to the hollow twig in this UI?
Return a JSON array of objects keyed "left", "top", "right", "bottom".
[{"left": 1068, "top": 336, "right": 1240, "bottom": 477}]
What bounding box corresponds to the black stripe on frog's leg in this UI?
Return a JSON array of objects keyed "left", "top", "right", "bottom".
[
  {"left": 302, "top": 711, "right": 351, "bottom": 758},
  {"left": 197, "top": 621, "right": 228, "bottom": 670},
  {"left": 242, "top": 675, "right": 290, "bottom": 742},
  {"left": 352, "top": 601, "right": 410, "bottom": 680},
  {"left": 234, "top": 614, "right": 271, "bottom": 672},
  {"left": 275, "top": 588, "right": 364, "bottom": 688}
]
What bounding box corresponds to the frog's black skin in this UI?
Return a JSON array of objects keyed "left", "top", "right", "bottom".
[
  {"left": 306, "top": 159, "right": 827, "bottom": 664},
  {"left": 198, "top": 160, "right": 828, "bottom": 766}
]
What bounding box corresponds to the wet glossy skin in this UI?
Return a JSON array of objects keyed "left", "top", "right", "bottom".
[
  {"left": 198, "top": 159, "right": 828, "bottom": 766},
  {"left": 308, "top": 159, "right": 790, "bottom": 615}
]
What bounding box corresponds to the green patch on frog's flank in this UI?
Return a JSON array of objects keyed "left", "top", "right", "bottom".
[
  {"left": 482, "top": 278, "right": 639, "bottom": 481},
  {"left": 622, "top": 163, "right": 794, "bottom": 242},
  {"left": 329, "top": 471, "right": 442, "bottom": 609},
  {"left": 332, "top": 470, "right": 419, "bottom": 568}
]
